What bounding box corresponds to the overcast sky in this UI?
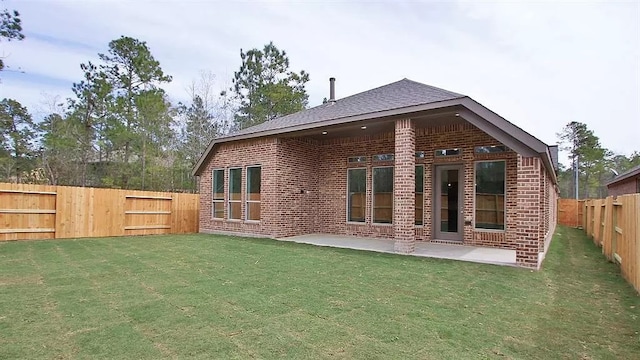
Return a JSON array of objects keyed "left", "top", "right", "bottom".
[{"left": 1, "top": 0, "right": 638, "bottom": 166}]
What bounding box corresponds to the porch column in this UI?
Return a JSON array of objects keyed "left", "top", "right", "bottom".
[
  {"left": 393, "top": 118, "right": 416, "bottom": 253},
  {"left": 516, "top": 155, "right": 541, "bottom": 268}
]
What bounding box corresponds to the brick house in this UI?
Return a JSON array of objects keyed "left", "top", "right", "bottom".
[
  {"left": 193, "top": 79, "right": 559, "bottom": 268},
  {"left": 607, "top": 164, "right": 640, "bottom": 196}
]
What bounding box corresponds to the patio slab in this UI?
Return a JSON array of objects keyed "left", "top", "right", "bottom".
[{"left": 277, "top": 234, "right": 517, "bottom": 266}]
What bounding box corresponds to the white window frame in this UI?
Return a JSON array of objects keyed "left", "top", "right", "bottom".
[
  {"left": 245, "top": 165, "right": 261, "bottom": 222},
  {"left": 346, "top": 167, "right": 367, "bottom": 224},
  {"left": 228, "top": 167, "right": 242, "bottom": 221},
  {"left": 372, "top": 166, "right": 394, "bottom": 225},
  {"left": 473, "top": 160, "right": 506, "bottom": 232},
  {"left": 212, "top": 168, "right": 225, "bottom": 219}
]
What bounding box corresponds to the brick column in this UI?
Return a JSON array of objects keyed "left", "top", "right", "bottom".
[
  {"left": 394, "top": 118, "right": 416, "bottom": 253},
  {"left": 516, "top": 156, "right": 541, "bottom": 267}
]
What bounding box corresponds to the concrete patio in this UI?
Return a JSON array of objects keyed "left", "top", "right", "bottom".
[{"left": 277, "top": 234, "right": 517, "bottom": 266}]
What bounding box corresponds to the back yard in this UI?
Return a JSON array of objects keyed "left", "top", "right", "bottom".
[{"left": 1, "top": 226, "right": 638, "bottom": 359}]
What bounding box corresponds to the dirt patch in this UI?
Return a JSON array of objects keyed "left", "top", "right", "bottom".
[{"left": 0, "top": 275, "right": 43, "bottom": 286}]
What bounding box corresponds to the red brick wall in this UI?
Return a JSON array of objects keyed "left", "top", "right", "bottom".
[
  {"left": 197, "top": 122, "right": 557, "bottom": 268},
  {"left": 414, "top": 123, "right": 518, "bottom": 249},
  {"left": 607, "top": 176, "right": 640, "bottom": 196},
  {"left": 274, "top": 138, "right": 319, "bottom": 238},
  {"left": 315, "top": 132, "right": 396, "bottom": 239},
  {"left": 198, "top": 138, "right": 279, "bottom": 237}
]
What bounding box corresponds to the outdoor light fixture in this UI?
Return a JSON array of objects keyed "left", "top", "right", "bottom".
[
  {"left": 322, "top": 131, "right": 328, "bottom": 135},
  {"left": 361, "top": 126, "right": 367, "bottom": 130},
  {"left": 455, "top": 113, "right": 460, "bottom": 117}
]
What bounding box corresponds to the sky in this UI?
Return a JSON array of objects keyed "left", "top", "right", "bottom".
[{"left": 1, "top": 0, "right": 638, "bottom": 166}]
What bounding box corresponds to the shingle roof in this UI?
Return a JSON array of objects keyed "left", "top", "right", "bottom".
[
  {"left": 221, "top": 78, "right": 465, "bottom": 139},
  {"left": 193, "top": 78, "right": 556, "bottom": 183},
  {"left": 606, "top": 164, "right": 640, "bottom": 186}
]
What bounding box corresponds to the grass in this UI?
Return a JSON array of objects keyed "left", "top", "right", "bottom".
[{"left": 0, "top": 226, "right": 638, "bottom": 359}]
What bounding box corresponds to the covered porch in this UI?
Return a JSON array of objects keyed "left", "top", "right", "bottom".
[
  {"left": 279, "top": 108, "right": 525, "bottom": 257},
  {"left": 278, "top": 233, "right": 517, "bottom": 266}
]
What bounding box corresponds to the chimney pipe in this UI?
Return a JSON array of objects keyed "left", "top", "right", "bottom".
[{"left": 329, "top": 77, "right": 336, "bottom": 102}]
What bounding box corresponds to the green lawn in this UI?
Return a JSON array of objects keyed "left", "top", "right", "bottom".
[{"left": 1, "top": 227, "right": 638, "bottom": 359}]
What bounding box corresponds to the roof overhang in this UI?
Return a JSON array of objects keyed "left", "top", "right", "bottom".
[
  {"left": 192, "top": 97, "right": 557, "bottom": 185},
  {"left": 605, "top": 166, "right": 640, "bottom": 187},
  {"left": 192, "top": 98, "right": 464, "bottom": 176}
]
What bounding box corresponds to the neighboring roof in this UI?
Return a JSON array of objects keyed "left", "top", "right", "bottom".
[
  {"left": 193, "top": 78, "right": 556, "bottom": 184},
  {"left": 606, "top": 164, "right": 640, "bottom": 187},
  {"left": 222, "top": 79, "right": 465, "bottom": 139}
]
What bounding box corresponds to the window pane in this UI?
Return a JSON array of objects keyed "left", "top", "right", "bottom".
[
  {"left": 415, "top": 166, "right": 424, "bottom": 193},
  {"left": 229, "top": 202, "right": 241, "bottom": 220},
  {"left": 213, "top": 202, "right": 224, "bottom": 218},
  {"left": 229, "top": 168, "right": 242, "bottom": 220},
  {"left": 475, "top": 145, "right": 507, "bottom": 153},
  {"left": 246, "top": 166, "right": 261, "bottom": 221},
  {"left": 440, "top": 169, "right": 459, "bottom": 232},
  {"left": 373, "top": 154, "right": 394, "bottom": 162},
  {"left": 213, "top": 169, "right": 224, "bottom": 200},
  {"left": 415, "top": 193, "right": 424, "bottom": 226},
  {"left": 247, "top": 202, "right": 261, "bottom": 221},
  {"left": 435, "top": 148, "right": 460, "bottom": 157},
  {"left": 348, "top": 156, "right": 367, "bottom": 163},
  {"left": 475, "top": 161, "right": 505, "bottom": 230},
  {"left": 373, "top": 167, "right": 393, "bottom": 224},
  {"left": 247, "top": 167, "right": 261, "bottom": 201},
  {"left": 229, "top": 168, "right": 241, "bottom": 201},
  {"left": 415, "top": 166, "right": 423, "bottom": 225},
  {"left": 348, "top": 168, "right": 366, "bottom": 222}
]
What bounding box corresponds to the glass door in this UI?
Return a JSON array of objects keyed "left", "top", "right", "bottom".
[{"left": 434, "top": 165, "right": 463, "bottom": 241}]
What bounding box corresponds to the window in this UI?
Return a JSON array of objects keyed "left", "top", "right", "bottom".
[
  {"left": 415, "top": 151, "right": 425, "bottom": 159},
  {"left": 637, "top": 178, "right": 640, "bottom": 193},
  {"left": 435, "top": 148, "right": 461, "bottom": 157},
  {"left": 475, "top": 145, "right": 508, "bottom": 153},
  {"left": 347, "top": 168, "right": 366, "bottom": 222},
  {"left": 373, "top": 167, "right": 394, "bottom": 224},
  {"left": 415, "top": 165, "right": 424, "bottom": 225},
  {"left": 475, "top": 161, "right": 505, "bottom": 230},
  {"left": 246, "top": 166, "right": 261, "bottom": 221},
  {"left": 373, "top": 154, "right": 394, "bottom": 162},
  {"left": 212, "top": 169, "right": 224, "bottom": 218},
  {"left": 348, "top": 156, "right": 367, "bottom": 163},
  {"left": 228, "top": 168, "right": 242, "bottom": 220}
]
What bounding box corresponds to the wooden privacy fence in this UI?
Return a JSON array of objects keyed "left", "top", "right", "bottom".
[
  {"left": 0, "top": 183, "right": 199, "bottom": 241},
  {"left": 584, "top": 194, "right": 640, "bottom": 293},
  {"left": 558, "top": 198, "right": 584, "bottom": 227}
]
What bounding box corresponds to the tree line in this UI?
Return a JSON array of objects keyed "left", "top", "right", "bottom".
[
  {"left": 1, "top": 9, "right": 309, "bottom": 191},
  {"left": 557, "top": 121, "right": 639, "bottom": 199},
  {"left": 1, "top": 8, "right": 638, "bottom": 196}
]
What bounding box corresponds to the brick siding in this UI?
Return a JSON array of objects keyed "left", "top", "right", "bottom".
[
  {"left": 198, "top": 122, "right": 558, "bottom": 268},
  {"left": 607, "top": 176, "right": 640, "bottom": 196},
  {"left": 516, "top": 156, "right": 542, "bottom": 267},
  {"left": 393, "top": 119, "right": 416, "bottom": 253}
]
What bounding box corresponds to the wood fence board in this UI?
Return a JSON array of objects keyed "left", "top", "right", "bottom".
[
  {"left": 583, "top": 194, "right": 640, "bottom": 293},
  {"left": 1, "top": 183, "right": 198, "bottom": 241},
  {"left": 0, "top": 184, "right": 56, "bottom": 240},
  {"left": 558, "top": 199, "right": 584, "bottom": 227}
]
